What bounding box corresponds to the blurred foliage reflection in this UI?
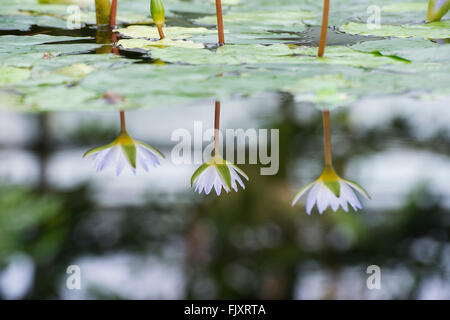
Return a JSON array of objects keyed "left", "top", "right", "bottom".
[{"left": 0, "top": 95, "right": 450, "bottom": 299}]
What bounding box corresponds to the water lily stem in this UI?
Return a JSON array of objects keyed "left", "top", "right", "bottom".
[
  {"left": 110, "top": 0, "right": 117, "bottom": 29},
  {"left": 215, "top": 0, "right": 225, "bottom": 46},
  {"left": 157, "top": 24, "right": 165, "bottom": 40},
  {"left": 214, "top": 101, "right": 221, "bottom": 156},
  {"left": 323, "top": 110, "right": 332, "bottom": 166},
  {"left": 318, "top": 0, "right": 330, "bottom": 57},
  {"left": 120, "top": 110, "right": 126, "bottom": 132}
]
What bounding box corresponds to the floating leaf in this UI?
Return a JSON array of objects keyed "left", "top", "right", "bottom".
[
  {"left": 118, "top": 38, "right": 205, "bottom": 49},
  {"left": 0, "top": 66, "right": 31, "bottom": 86},
  {"left": 381, "top": 2, "right": 427, "bottom": 13},
  {"left": 351, "top": 38, "right": 450, "bottom": 63},
  {"left": 283, "top": 74, "right": 356, "bottom": 110},
  {"left": 146, "top": 44, "right": 405, "bottom": 68},
  {"left": 340, "top": 21, "right": 450, "bottom": 39},
  {"left": 54, "top": 63, "right": 95, "bottom": 77},
  {"left": 116, "top": 25, "right": 217, "bottom": 40}
]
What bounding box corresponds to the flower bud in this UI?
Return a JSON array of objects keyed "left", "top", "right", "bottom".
[{"left": 151, "top": 0, "right": 165, "bottom": 26}]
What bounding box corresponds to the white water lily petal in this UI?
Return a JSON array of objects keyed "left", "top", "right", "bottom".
[
  {"left": 229, "top": 166, "right": 245, "bottom": 191},
  {"left": 95, "top": 146, "right": 119, "bottom": 172},
  {"left": 317, "top": 183, "right": 334, "bottom": 214},
  {"left": 330, "top": 192, "right": 340, "bottom": 211},
  {"left": 137, "top": 151, "right": 149, "bottom": 172},
  {"left": 192, "top": 161, "right": 248, "bottom": 196},
  {"left": 214, "top": 172, "right": 225, "bottom": 195},
  {"left": 306, "top": 182, "right": 321, "bottom": 215},
  {"left": 204, "top": 167, "right": 217, "bottom": 195},
  {"left": 340, "top": 181, "right": 362, "bottom": 211},
  {"left": 291, "top": 182, "right": 313, "bottom": 206},
  {"left": 294, "top": 177, "right": 369, "bottom": 214},
  {"left": 345, "top": 179, "right": 371, "bottom": 200},
  {"left": 116, "top": 151, "right": 127, "bottom": 176},
  {"left": 86, "top": 137, "right": 163, "bottom": 175},
  {"left": 137, "top": 143, "right": 161, "bottom": 168}
]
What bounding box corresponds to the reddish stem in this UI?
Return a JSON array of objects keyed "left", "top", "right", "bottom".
[
  {"left": 110, "top": 0, "right": 117, "bottom": 29},
  {"left": 215, "top": 0, "right": 225, "bottom": 46},
  {"left": 214, "top": 101, "right": 221, "bottom": 156},
  {"left": 120, "top": 110, "right": 126, "bottom": 132},
  {"left": 322, "top": 110, "right": 332, "bottom": 166},
  {"left": 111, "top": 32, "right": 119, "bottom": 55},
  {"left": 318, "top": 0, "right": 330, "bottom": 58},
  {"left": 157, "top": 24, "right": 165, "bottom": 40}
]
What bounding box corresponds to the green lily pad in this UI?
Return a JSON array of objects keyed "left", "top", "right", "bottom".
[
  {"left": 118, "top": 38, "right": 205, "bottom": 49},
  {"left": 54, "top": 63, "right": 96, "bottom": 77},
  {"left": 194, "top": 10, "right": 313, "bottom": 33},
  {"left": 340, "top": 21, "right": 450, "bottom": 39},
  {"left": 351, "top": 38, "right": 450, "bottom": 63},
  {"left": 381, "top": 2, "right": 427, "bottom": 13},
  {"left": 284, "top": 74, "right": 356, "bottom": 110},
  {"left": 0, "top": 14, "right": 67, "bottom": 31},
  {"left": 145, "top": 44, "right": 405, "bottom": 68},
  {"left": 116, "top": 25, "right": 218, "bottom": 40},
  {"left": 0, "top": 66, "right": 31, "bottom": 85}
]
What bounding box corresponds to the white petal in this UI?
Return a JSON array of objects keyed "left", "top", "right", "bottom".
[
  {"left": 229, "top": 166, "right": 245, "bottom": 191},
  {"left": 229, "top": 164, "right": 249, "bottom": 181},
  {"left": 345, "top": 180, "right": 370, "bottom": 200},
  {"left": 291, "top": 182, "right": 313, "bottom": 206},
  {"left": 305, "top": 182, "right": 320, "bottom": 214},
  {"left": 317, "top": 183, "right": 334, "bottom": 214},
  {"left": 193, "top": 167, "right": 209, "bottom": 194},
  {"left": 116, "top": 152, "right": 127, "bottom": 176},
  {"left": 137, "top": 151, "right": 149, "bottom": 172},
  {"left": 214, "top": 174, "right": 223, "bottom": 195},
  {"left": 341, "top": 182, "right": 362, "bottom": 211},
  {"left": 95, "top": 146, "right": 119, "bottom": 172},
  {"left": 204, "top": 167, "right": 216, "bottom": 195},
  {"left": 330, "top": 193, "right": 340, "bottom": 212},
  {"left": 137, "top": 144, "right": 160, "bottom": 168}
]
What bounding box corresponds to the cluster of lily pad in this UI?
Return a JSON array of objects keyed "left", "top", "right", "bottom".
[{"left": 0, "top": 0, "right": 449, "bottom": 213}]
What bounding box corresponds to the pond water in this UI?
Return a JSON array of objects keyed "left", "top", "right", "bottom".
[{"left": 0, "top": 0, "right": 449, "bottom": 300}]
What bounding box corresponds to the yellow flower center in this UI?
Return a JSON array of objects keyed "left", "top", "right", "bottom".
[
  {"left": 319, "top": 165, "right": 340, "bottom": 183},
  {"left": 115, "top": 131, "right": 135, "bottom": 146}
]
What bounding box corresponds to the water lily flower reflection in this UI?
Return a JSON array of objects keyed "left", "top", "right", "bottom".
[
  {"left": 84, "top": 131, "right": 165, "bottom": 175},
  {"left": 191, "top": 155, "right": 248, "bottom": 195},
  {"left": 292, "top": 165, "right": 370, "bottom": 214}
]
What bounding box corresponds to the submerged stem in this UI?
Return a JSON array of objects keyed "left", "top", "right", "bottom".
[
  {"left": 215, "top": 0, "right": 225, "bottom": 46},
  {"left": 318, "top": 0, "right": 330, "bottom": 58},
  {"left": 214, "top": 101, "right": 221, "bottom": 156},
  {"left": 322, "top": 110, "right": 332, "bottom": 166},
  {"left": 120, "top": 110, "right": 126, "bottom": 132}
]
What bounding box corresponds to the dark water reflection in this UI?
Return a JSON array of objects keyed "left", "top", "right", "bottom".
[
  {"left": 0, "top": 4, "right": 450, "bottom": 299},
  {"left": 0, "top": 92, "right": 450, "bottom": 299}
]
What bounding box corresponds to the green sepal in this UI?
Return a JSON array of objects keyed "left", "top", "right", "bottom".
[
  {"left": 83, "top": 142, "right": 115, "bottom": 158},
  {"left": 324, "top": 180, "right": 340, "bottom": 197},
  {"left": 191, "top": 162, "right": 209, "bottom": 187},
  {"left": 292, "top": 182, "right": 314, "bottom": 200},
  {"left": 216, "top": 164, "right": 232, "bottom": 191},
  {"left": 121, "top": 143, "right": 137, "bottom": 168},
  {"left": 345, "top": 179, "right": 371, "bottom": 200},
  {"left": 151, "top": 0, "right": 165, "bottom": 26},
  {"left": 136, "top": 141, "right": 165, "bottom": 159}
]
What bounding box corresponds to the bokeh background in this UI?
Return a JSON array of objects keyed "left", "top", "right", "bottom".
[
  {"left": 1, "top": 91, "right": 450, "bottom": 299},
  {"left": 1, "top": 0, "right": 450, "bottom": 300}
]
